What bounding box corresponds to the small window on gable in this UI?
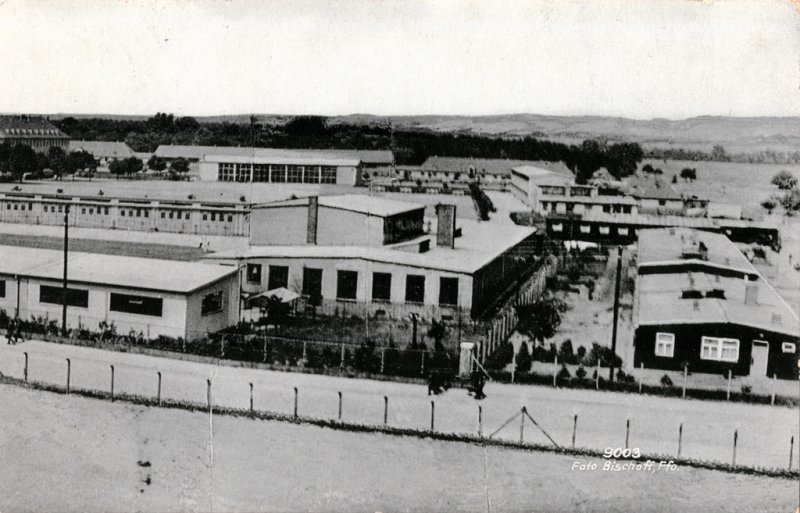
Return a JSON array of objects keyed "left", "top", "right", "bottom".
[{"left": 782, "top": 342, "right": 796, "bottom": 354}]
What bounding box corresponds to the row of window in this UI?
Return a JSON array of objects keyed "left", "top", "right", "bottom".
[
  {"left": 4, "top": 202, "right": 237, "bottom": 223},
  {"left": 218, "top": 163, "right": 338, "bottom": 184},
  {"left": 247, "top": 264, "right": 460, "bottom": 306},
  {"left": 654, "top": 333, "right": 796, "bottom": 361},
  {"left": 551, "top": 223, "right": 631, "bottom": 236}
]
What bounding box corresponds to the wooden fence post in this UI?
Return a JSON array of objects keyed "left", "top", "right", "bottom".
[
  {"left": 381, "top": 348, "right": 385, "bottom": 373},
  {"left": 23, "top": 352, "right": 28, "bottom": 382},
  {"left": 338, "top": 391, "right": 342, "bottom": 421},
  {"left": 790, "top": 436, "right": 794, "bottom": 470},
  {"left": 732, "top": 429, "right": 738, "bottom": 466},
  {"left": 678, "top": 423, "right": 683, "bottom": 457},
  {"left": 478, "top": 405, "right": 483, "bottom": 438},
  {"left": 552, "top": 355, "right": 558, "bottom": 387},
  {"left": 520, "top": 406, "right": 526, "bottom": 443},
  {"left": 383, "top": 396, "right": 388, "bottom": 425},
  {"left": 430, "top": 400, "right": 435, "bottom": 431},
  {"left": 293, "top": 387, "right": 298, "bottom": 418},
  {"left": 682, "top": 365, "right": 687, "bottom": 399},
  {"left": 249, "top": 382, "right": 254, "bottom": 414},
  {"left": 340, "top": 344, "right": 345, "bottom": 369},
  {"left": 66, "top": 358, "right": 71, "bottom": 395},
  {"left": 206, "top": 379, "right": 212, "bottom": 410},
  {"left": 726, "top": 369, "right": 732, "bottom": 401},
  {"left": 572, "top": 414, "right": 578, "bottom": 448},
  {"left": 625, "top": 419, "right": 630, "bottom": 449},
  {"left": 110, "top": 365, "right": 115, "bottom": 402},
  {"left": 157, "top": 371, "right": 162, "bottom": 406},
  {"left": 421, "top": 352, "right": 426, "bottom": 375}
]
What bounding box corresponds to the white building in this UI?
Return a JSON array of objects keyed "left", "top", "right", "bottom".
[
  {"left": 0, "top": 246, "right": 239, "bottom": 340},
  {"left": 199, "top": 153, "right": 363, "bottom": 186}
]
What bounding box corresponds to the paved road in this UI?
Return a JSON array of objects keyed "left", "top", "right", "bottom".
[{"left": 0, "top": 339, "right": 796, "bottom": 470}]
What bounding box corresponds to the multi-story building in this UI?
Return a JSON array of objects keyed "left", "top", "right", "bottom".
[
  {"left": 627, "top": 175, "right": 684, "bottom": 214},
  {"left": 632, "top": 228, "right": 798, "bottom": 379},
  {"left": 0, "top": 115, "right": 69, "bottom": 153}
]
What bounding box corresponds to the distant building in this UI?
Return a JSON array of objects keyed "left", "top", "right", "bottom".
[
  {"left": 0, "top": 115, "right": 69, "bottom": 153},
  {"left": 205, "top": 194, "right": 541, "bottom": 320},
  {"left": 408, "top": 157, "right": 572, "bottom": 185},
  {"left": 627, "top": 176, "right": 684, "bottom": 214},
  {"left": 68, "top": 140, "right": 134, "bottom": 167},
  {"left": 0, "top": 246, "right": 238, "bottom": 340},
  {"left": 632, "top": 228, "right": 798, "bottom": 379},
  {"left": 199, "top": 153, "right": 364, "bottom": 186}
]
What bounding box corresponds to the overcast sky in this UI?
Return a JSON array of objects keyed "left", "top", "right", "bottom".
[{"left": 0, "top": 0, "right": 797, "bottom": 119}]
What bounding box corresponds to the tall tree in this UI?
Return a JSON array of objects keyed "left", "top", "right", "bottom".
[
  {"left": 48, "top": 146, "right": 68, "bottom": 179},
  {"left": 8, "top": 144, "right": 38, "bottom": 182},
  {"left": 515, "top": 294, "right": 570, "bottom": 343},
  {"left": 147, "top": 155, "right": 167, "bottom": 173},
  {"left": 771, "top": 170, "right": 798, "bottom": 190},
  {"left": 170, "top": 157, "right": 190, "bottom": 175}
]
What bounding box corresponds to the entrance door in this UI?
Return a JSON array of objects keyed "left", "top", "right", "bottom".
[{"left": 751, "top": 341, "right": 769, "bottom": 377}]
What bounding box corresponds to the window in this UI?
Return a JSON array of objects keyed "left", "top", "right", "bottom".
[
  {"left": 655, "top": 333, "right": 675, "bottom": 358},
  {"left": 202, "top": 214, "right": 207, "bottom": 221},
  {"left": 110, "top": 293, "right": 163, "bottom": 317},
  {"left": 439, "top": 277, "right": 459, "bottom": 306},
  {"left": 267, "top": 265, "right": 289, "bottom": 290},
  {"left": 227, "top": 215, "right": 233, "bottom": 222},
  {"left": 168, "top": 211, "right": 174, "bottom": 219},
  {"left": 218, "top": 162, "right": 235, "bottom": 182},
  {"left": 236, "top": 163, "right": 251, "bottom": 182},
  {"left": 105, "top": 207, "right": 109, "bottom": 215},
  {"left": 253, "top": 164, "right": 269, "bottom": 182},
  {"left": 579, "top": 225, "right": 590, "bottom": 234},
  {"left": 121, "top": 210, "right": 125, "bottom": 217},
  {"left": 302, "top": 268, "right": 323, "bottom": 304},
  {"left": 700, "top": 336, "right": 739, "bottom": 362},
  {"left": 336, "top": 270, "right": 358, "bottom": 300},
  {"left": 39, "top": 285, "right": 88, "bottom": 308},
  {"left": 185, "top": 212, "right": 190, "bottom": 220},
  {"left": 287, "top": 165, "right": 302, "bottom": 183},
  {"left": 405, "top": 275, "right": 425, "bottom": 303},
  {"left": 81, "top": 208, "right": 86, "bottom": 215},
  {"left": 303, "top": 166, "right": 320, "bottom": 183},
  {"left": 246, "top": 264, "right": 262, "bottom": 284},
  {"left": 161, "top": 212, "right": 165, "bottom": 219},
  {"left": 201, "top": 291, "right": 223, "bottom": 316},
  {"left": 618, "top": 227, "right": 629, "bottom": 236},
  {"left": 321, "top": 166, "right": 337, "bottom": 184},
  {"left": 211, "top": 213, "right": 216, "bottom": 221},
  {"left": 136, "top": 209, "right": 142, "bottom": 217},
  {"left": 372, "top": 272, "right": 392, "bottom": 301},
  {"left": 782, "top": 342, "right": 796, "bottom": 354},
  {"left": 270, "top": 165, "right": 287, "bottom": 183},
  {"left": 599, "top": 226, "right": 610, "bottom": 235}
]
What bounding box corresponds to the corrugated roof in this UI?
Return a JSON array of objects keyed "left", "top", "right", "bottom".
[
  {"left": 69, "top": 140, "right": 134, "bottom": 159},
  {"left": 0, "top": 245, "right": 236, "bottom": 294},
  {"left": 422, "top": 157, "right": 572, "bottom": 176}
]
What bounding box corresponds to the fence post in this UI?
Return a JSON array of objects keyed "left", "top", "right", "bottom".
[
  {"left": 206, "top": 379, "right": 212, "bottom": 410},
  {"left": 157, "top": 371, "right": 162, "bottom": 406},
  {"left": 552, "top": 355, "right": 558, "bottom": 387},
  {"left": 520, "top": 406, "right": 526, "bottom": 443},
  {"left": 726, "top": 369, "right": 732, "bottom": 401},
  {"left": 249, "top": 382, "right": 254, "bottom": 414},
  {"left": 338, "top": 391, "right": 342, "bottom": 421},
  {"left": 340, "top": 344, "right": 345, "bottom": 369},
  {"left": 293, "top": 387, "right": 298, "bottom": 418},
  {"left": 421, "top": 351, "right": 425, "bottom": 375},
  {"left": 595, "top": 360, "right": 600, "bottom": 390},
  {"left": 110, "top": 365, "right": 115, "bottom": 402},
  {"left": 682, "top": 365, "right": 687, "bottom": 399},
  {"left": 66, "top": 358, "right": 71, "bottom": 395},
  {"left": 380, "top": 348, "right": 385, "bottom": 373},
  {"left": 430, "top": 400, "right": 435, "bottom": 431},
  {"left": 572, "top": 414, "right": 578, "bottom": 448},
  {"left": 262, "top": 336, "right": 267, "bottom": 363},
  {"left": 771, "top": 374, "right": 776, "bottom": 405},
  {"left": 732, "top": 429, "right": 738, "bottom": 466},
  {"left": 790, "top": 436, "right": 794, "bottom": 470},
  {"left": 383, "top": 396, "right": 388, "bottom": 425},
  {"left": 678, "top": 423, "right": 683, "bottom": 457},
  {"left": 478, "top": 405, "right": 483, "bottom": 438},
  {"left": 638, "top": 363, "right": 643, "bottom": 393},
  {"left": 625, "top": 419, "right": 630, "bottom": 449},
  {"left": 23, "top": 352, "right": 28, "bottom": 382}
]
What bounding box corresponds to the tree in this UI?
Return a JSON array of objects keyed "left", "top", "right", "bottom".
[
  {"left": 711, "top": 144, "right": 729, "bottom": 162},
  {"left": 48, "top": 146, "right": 67, "bottom": 179},
  {"left": 559, "top": 339, "right": 576, "bottom": 364},
  {"left": 125, "top": 156, "right": 143, "bottom": 177},
  {"left": 771, "top": 170, "right": 797, "bottom": 190},
  {"left": 147, "top": 155, "right": 167, "bottom": 173},
  {"left": 66, "top": 150, "right": 97, "bottom": 180},
  {"left": 170, "top": 157, "right": 190, "bottom": 176},
  {"left": 285, "top": 116, "right": 328, "bottom": 138},
  {"left": 605, "top": 142, "right": 643, "bottom": 180},
  {"left": 680, "top": 168, "right": 697, "bottom": 182},
  {"left": 671, "top": 174, "right": 678, "bottom": 184},
  {"left": 642, "top": 163, "right": 654, "bottom": 174},
  {"left": 515, "top": 342, "right": 532, "bottom": 373},
  {"left": 779, "top": 189, "right": 800, "bottom": 215},
  {"left": 515, "top": 294, "right": 570, "bottom": 343},
  {"left": 8, "top": 144, "right": 38, "bottom": 182},
  {"left": 761, "top": 199, "right": 776, "bottom": 215},
  {"left": 574, "top": 139, "right": 605, "bottom": 184}
]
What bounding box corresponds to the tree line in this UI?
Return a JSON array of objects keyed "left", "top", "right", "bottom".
[
  {"left": 0, "top": 143, "right": 95, "bottom": 182},
  {"left": 53, "top": 114, "right": 645, "bottom": 183}
]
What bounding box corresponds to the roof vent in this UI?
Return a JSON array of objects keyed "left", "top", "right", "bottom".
[{"left": 771, "top": 313, "right": 782, "bottom": 326}]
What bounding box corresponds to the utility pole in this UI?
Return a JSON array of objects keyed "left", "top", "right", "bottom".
[
  {"left": 609, "top": 246, "right": 623, "bottom": 382},
  {"left": 62, "top": 204, "right": 70, "bottom": 335}
]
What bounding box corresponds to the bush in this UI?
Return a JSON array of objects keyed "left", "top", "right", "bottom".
[
  {"left": 660, "top": 374, "right": 674, "bottom": 387},
  {"left": 485, "top": 341, "right": 514, "bottom": 370},
  {"left": 559, "top": 339, "right": 577, "bottom": 364},
  {"left": 575, "top": 365, "right": 587, "bottom": 380},
  {"left": 741, "top": 384, "right": 752, "bottom": 395},
  {"left": 516, "top": 343, "right": 532, "bottom": 373},
  {"left": 557, "top": 364, "right": 571, "bottom": 381}
]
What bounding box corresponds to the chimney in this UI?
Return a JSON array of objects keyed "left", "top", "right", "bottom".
[
  {"left": 435, "top": 204, "right": 457, "bottom": 249},
  {"left": 744, "top": 278, "right": 758, "bottom": 306},
  {"left": 306, "top": 196, "right": 318, "bottom": 244}
]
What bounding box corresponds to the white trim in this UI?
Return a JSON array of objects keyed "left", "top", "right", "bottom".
[{"left": 655, "top": 332, "right": 675, "bottom": 358}]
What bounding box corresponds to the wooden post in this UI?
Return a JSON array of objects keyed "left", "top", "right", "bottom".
[
  {"left": 478, "top": 405, "right": 483, "bottom": 438},
  {"left": 340, "top": 343, "right": 345, "bottom": 369},
  {"left": 249, "top": 382, "right": 254, "bottom": 414},
  {"left": 638, "top": 363, "right": 643, "bottom": 393},
  {"left": 206, "top": 379, "right": 211, "bottom": 410},
  {"left": 595, "top": 360, "right": 600, "bottom": 390},
  {"left": 157, "top": 371, "right": 162, "bottom": 406},
  {"left": 302, "top": 341, "right": 307, "bottom": 364},
  {"left": 790, "top": 436, "right": 794, "bottom": 470},
  {"left": 110, "top": 365, "right": 115, "bottom": 402},
  {"left": 421, "top": 351, "right": 425, "bottom": 375},
  {"left": 338, "top": 391, "right": 342, "bottom": 421},
  {"left": 262, "top": 336, "right": 267, "bottom": 363},
  {"left": 771, "top": 374, "right": 776, "bottom": 405},
  {"left": 66, "top": 358, "right": 71, "bottom": 395},
  {"left": 625, "top": 419, "right": 630, "bottom": 449},
  {"left": 520, "top": 407, "right": 526, "bottom": 443},
  {"left": 380, "top": 348, "right": 385, "bottom": 373},
  {"left": 572, "top": 414, "right": 578, "bottom": 448},
  {"left": 678, "top": 423, "right": 683, "bottom": 457},
  {"left": 293, "top": 387, "right": 298, "bottom": 418},
  {"left": 552, "top": 355, "right": 558, "bottom": 387},
  {"left": 732, "top": 429, "right": 738, "bottom": 466},
  {"left": 23, "top": 352, "right": 28, "bottom": 382},
  {"left": 383, "top": 396, "right": 388, "bottom": 425},
  {"left": 682, "top": 365, "right": 687, "bottom": 399},
  {"left": 430, "top": 400, "right": 435, "bottom": 431},
  {"left": 726, "top": 369, "right": 732, "bottom": 401}
]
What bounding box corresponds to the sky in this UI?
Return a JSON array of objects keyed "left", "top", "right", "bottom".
[{"left": 0, "top": 0, "right": 798, "bottom": 119}]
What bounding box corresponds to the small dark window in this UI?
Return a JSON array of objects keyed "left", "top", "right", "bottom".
[
  {"left": 246, "top": 264, "right": 262, "bottom": 284},
  {"left": 160, "top": 212, "right": 165, "bottom": 219},
  {"left": 201, "top": 291, "right": 223, "bottom": 316},
  {"left": 405, "top": 275, "right": 425, "bottom": 303},
  {"left": 104, "top": 207, "right": 109, "bottom": 215},
  {"left": 169, "top": 211, "right": 174, "bottom": 219},
  {"left": 681, "top": 289, "right": 703, "bottom": 299},
  {"left": 110, "top": 293, "right": 163, "bottom": 317},
  {"left": 267, "top": 265, "right": 289, "bottom": 290},
  {"left": 211, "top": 213, "right": 216, "bottom": 221},
  {"left": 705, "top": 289, "right": 726, "bottom": 299},
  {"left": 81, "top": 208, "right": 86, "bottom": 214},
  {"left": 302, "top": 268, "right": 323, "bottom": 305},
  {"left": 185, "top": 212, "right": 190, "bottom": 220},
  {"left": 40, "top": 285, "right": 88, "bottom": 308},
  {"left": 0, "top": 280, "right": 5, "bottom": 298},
  {"left": 337, "top": 270, "right": 358, "bottom": 300},
  {"left": 372, "top": 272, "right": 392, "bottom": 301},
  {"left": 227, "top": 215, "right": 233, "bottom": 222},
  {"left": 121, "top": 210, "right": 125, "bottom": 217},
  {"left": 202, "top": 213, "right": 208, "bottom": 221},
  {"left": 439, "top": 277, "right": 459, "bottom": 306}
]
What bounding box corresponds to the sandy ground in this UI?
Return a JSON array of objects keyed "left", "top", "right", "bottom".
[
  {"left": 0, "top": 384, "right": 796, "bottom": 513},
  {"left": 0, "top": 339, "right": 797, "bottom": 471}
]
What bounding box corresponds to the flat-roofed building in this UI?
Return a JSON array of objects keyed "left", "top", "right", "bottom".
[
  {"left": 199, "top": 153, "right": 363, "bottom": 186},
  {"left": 206, "top": 194, "right": 540, "bottom": 320},
  {"left": 0, "top": 115, "right": 69, "bottom": 153},
  {"left": 632, "top": 228, "right": 799, "bottom": 379},
  {"left": 0, "top": 246, "right": 239, "bottom": 340}
]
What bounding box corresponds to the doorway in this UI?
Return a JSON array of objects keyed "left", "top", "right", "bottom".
[{"left": 751, "top": 340, "right": 769, "bottom": 377}]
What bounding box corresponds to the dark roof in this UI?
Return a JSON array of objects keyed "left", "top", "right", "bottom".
[
  {"left": 0, "top": 115, "right": 68, "bottom": 139},
  {"left": 627, "top": 175, "right": 682, "bottom": 200},
  {"left": 421, "top": 157, "right": 572, "bottom": 176},
  {"left": 154, "top": 144, "right": 393, "bottom": 164}
]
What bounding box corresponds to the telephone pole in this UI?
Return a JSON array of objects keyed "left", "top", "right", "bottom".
[
  {"left": 62, "top": 204, "right": 70, "bottom": 335},
  {"left": 609, "top": 246, "right": 623, "bottom": 381}
]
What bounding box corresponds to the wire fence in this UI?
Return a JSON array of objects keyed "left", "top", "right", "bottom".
[{"left": 0, "top": 346, "right": 797, "bottom": 475}]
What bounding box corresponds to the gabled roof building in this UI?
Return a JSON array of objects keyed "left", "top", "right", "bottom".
[{"left": 0, "top": 115, "right": 69, "bottom": 153}]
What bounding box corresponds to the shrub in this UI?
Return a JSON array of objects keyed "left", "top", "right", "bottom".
[
  {"left": 575, "top": 365, "right": 587, "bottom": 380},
  {"left": 576, "top": 345, "right": 587, "bottom": 361},
  {"left": 485, "top": 341, "right": 514, "bottom": 370},
  {"left": 557, "top": 364, "right": 571, "bottom": 381},
  {"left": 741, "top": 384, "right": 752, "bottom": 395},
  {"left": 516, "top": 342, "right": 532, "bottom": 373},
  {"left": 660, "top": 374, "right": 674, "bottom": 387}
]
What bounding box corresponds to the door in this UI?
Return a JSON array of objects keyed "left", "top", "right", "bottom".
[{"left": 751, "top": 341, "right": 769, "bottom": 377}]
